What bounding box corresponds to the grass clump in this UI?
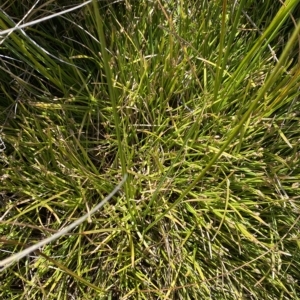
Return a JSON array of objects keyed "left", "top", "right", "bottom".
[{"left": 1, "top": 0, "right": 300, "bottom": 299}]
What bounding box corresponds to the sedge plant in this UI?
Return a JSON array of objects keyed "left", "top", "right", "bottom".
[{"left": 0, "top": 0, "right": 300, "bottom": 299}]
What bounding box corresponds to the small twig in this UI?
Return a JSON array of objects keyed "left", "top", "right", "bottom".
[
  {"left": 0, "top": 174, "right": 127, "bottom": 271},
  {"left": 0, "top": 1, "right": 93, "bottom": 37},
  {"left": 242, "top": 9, "right": 279, "bottom": 63},
  {"left": 0, "top": 136, "right": 6, "bottom": 152}
]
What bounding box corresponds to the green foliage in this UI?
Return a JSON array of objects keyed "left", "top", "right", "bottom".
[{"left": 1, "top": 0, "right": 300, "bottom": 299}]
